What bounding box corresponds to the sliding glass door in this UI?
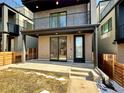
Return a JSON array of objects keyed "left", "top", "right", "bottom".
[
  {"left": 50, "top": 36, "right": 67, "bottom": 61},
  {"left": 59, "top": 37, "right": 67, "bottom": 61},
  {"left": 50, "top": 12, "right": 66, "bottom": 28},
  {"left": 50, "top": 37, "right": 59, "bottom": 60}
]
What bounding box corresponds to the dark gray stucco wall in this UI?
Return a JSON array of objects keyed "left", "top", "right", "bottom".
[
  {"left": 119, "top": 5, "right": 124, "bottom": 26},
  {"left": 98, "top": 8, "right": 117, "bottom": 54}
]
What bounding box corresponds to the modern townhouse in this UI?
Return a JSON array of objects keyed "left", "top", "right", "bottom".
[
  {"left": 97, "top": 0, "right": 124, "bottom": 63},
  {"left": 21, "top": 0, "right": 98, "bottom": 64},
  {"left": 0, "top": 3, "right": 37, "bottom": 52}
]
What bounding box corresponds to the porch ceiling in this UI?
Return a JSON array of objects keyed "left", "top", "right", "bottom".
[
  {"left": 21, "top": 24, "right": 99, "bottom": 37},
  {"left": 22, "top": 0, "right": 90, "bottom": 12}
]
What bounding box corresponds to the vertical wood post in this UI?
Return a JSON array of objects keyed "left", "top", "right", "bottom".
[{"left": 22, "top": 35, "right": 26, "bottom": 63}]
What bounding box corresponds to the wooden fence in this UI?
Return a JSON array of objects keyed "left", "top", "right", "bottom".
[
  {"left": 14, "top": 48, "right": 38, "bottom": 62},
  {"left": 114, "top": 63, "right": 124, "bottom": 87},
  {"left": 26, "top": 48, "right": 38, "bottom": 60},
  {"left": 0, "top": 52, "right": 15, "bottom": 66},
  {"left": 98, "top": 54, "right": 124, "bottom": 87},
  {"left": 0, "top": 48, "right": 38, "bottom": 66}
]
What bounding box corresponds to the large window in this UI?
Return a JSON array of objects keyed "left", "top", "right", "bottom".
[
  {"left": 101, "top": 18, "right": 112, "bottom": 34},
  {"left": 108, "top": 18, "right": 112, "bottom": 31},
  {"left": 50, "top": 12, "right": 67, "bottom": 28},
  {"left": 24, "top": 20, "right": 33, "bottom": 30}
]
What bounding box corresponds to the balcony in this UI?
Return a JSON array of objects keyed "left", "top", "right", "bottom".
[
  {"left": 116, "top": 24, "right": 124, "bottom": 43},
  {"left": 34, "top": 12, "right": 90, "bottom": 30},
  {"left": 0, "top": 21, "right": 23, "bottom": 36},
  {"left": 21, "top": 11, "right": 99, "bottom": 37},
  {"left": 7, "top": 23, "right": 19, "bottom": 36},
  {"left": 100, "top": 0, "right": 118, "bottom": 21}
]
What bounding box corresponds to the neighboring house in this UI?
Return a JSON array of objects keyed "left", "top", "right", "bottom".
[
  {"left": 97, "top": 0, "right": 124, "bottom": 63},
  {"left": 21, "top": 0, "right": 98, "bottom": 63},
  {"left": 0, "top": 3, "right": 37, "bottom": 52}
]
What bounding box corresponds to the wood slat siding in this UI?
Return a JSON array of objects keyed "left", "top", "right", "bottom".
[
  {"left": 4, "top": 52, "right": 13, "bottom": 65},
  {"left": 98, "top": 54, "right": 115, "bottom": 78},
  {"left": 15, "top": 52, "right": 22, "bottom": 63},
  {"left": 98, "top": 53, "right": 124, "bottom": 87},
  {"left": 114, "top": 63, "right": 124, "bottom": 87},
  {"left": 0, "top": 52, "right": 15, "bottom": 66},
  {"left": 0, "top": 48, "right": 38, "bottom": 66},
  {"left": 0, "top": 52, "right": 4, "bottom": 66},
  {"left": 26, "top": 48, "right": 38, "bottom": 60}
]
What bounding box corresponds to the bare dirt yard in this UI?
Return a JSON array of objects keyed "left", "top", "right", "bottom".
[{"left": 0, "top": 69, "right": 69, "bottom": 93}]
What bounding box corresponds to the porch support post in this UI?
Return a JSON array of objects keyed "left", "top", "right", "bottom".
[
  {"left": 22, "top": 35, "right": 26, "bottom": 63},
  {"left": 95, "top": 26, "right": 98, "bottom": 67},
  {"left": 2, "top": 33, "right": 7, "bottom": 51},
  {"left": 2, "top": 5, "right": 8, "bottom": 51}
]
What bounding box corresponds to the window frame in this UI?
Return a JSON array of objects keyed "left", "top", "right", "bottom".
[
  {"left": 49, "top": 11, "right": 67, "bottom": 28},
  {"left": 24, "top": 20, "right": 33, "bottom": 30},
  {"left": 101, "top": 17, "right": 112, "bottom": 35},
  {"left": 108, "top": 18, "right": 112, "bottom": 31}
]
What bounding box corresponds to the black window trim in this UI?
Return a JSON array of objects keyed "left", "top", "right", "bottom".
[
  {"left": 101, "top": 17, "right": 112, "bottom": 35},
  {"left": 49, "top": 11, "right": 67, "bottom": 28}
]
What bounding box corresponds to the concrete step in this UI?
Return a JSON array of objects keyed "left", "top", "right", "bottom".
[
  {"left": 70, "top": 71, "right": 89, "bottom": 77},
  {"left": 71, "top": 69, "right": 91, "bottom": 73},
  {"left": 70, "top": 76, "right": 86, "bottom": 80}
]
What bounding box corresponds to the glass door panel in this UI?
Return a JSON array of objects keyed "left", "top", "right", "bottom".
[
  {"left": 76, "top": 37, "right": 83, "bottom": 58},
  {"left": 74, "top": 35, "right": 85, "bottom": 63},
  {"left": 50, "top": 37, "right": 67, "bottom": 61},
  {"left": 50, "top": 14, "right": 58, "bottom": 28},
  {"left": 59, "top": 37, "right": 67, "bottom": 61},
  {"left": 50, "top": 37, "right": 59, "bottom": 60},
  {"left": 59, "top": 12, "right": 66, "bottom": 27},
  {"left": 50, "top": 12, "right": 67, "bottom": 28}
]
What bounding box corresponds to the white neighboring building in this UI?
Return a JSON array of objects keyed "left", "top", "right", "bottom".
[{"left": 0, "top": 3, "right": 37, "bottom": 52}]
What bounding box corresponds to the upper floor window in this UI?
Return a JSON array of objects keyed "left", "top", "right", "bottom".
[
  {"left": 50, "top": 12, "right": 67, "bottom": 28},
  {"left": 24, "top": 20, "right": 33, "bottom": 30},
  {"left": 101, "top": 17, "right": 112, "bottom": 35},
  {"left": 108, "top": 18, "right": 112, "bottom": 31}
]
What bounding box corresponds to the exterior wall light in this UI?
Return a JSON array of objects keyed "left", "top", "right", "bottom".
[
  {"left": 56, "top": 1, "right": 59, "bottom": 5},
  {"left": 36, "top": 5, "right": 39, "bottom": 9}
]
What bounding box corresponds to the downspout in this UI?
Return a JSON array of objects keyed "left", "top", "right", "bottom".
[
  {"left": 22, "top": 35, "right": 26, "bottom": 63},
  {"left": 95, "top": 26, "right": 98, "bottom": 67}
]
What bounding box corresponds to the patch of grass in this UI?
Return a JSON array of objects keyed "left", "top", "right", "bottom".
[{"left": 0, "top": 69, "right": 69, "bottom": 93}]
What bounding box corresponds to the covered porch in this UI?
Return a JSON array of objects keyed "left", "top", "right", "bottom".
[{"left": 21, "top": 24, "right": 98, "bottom": 66}]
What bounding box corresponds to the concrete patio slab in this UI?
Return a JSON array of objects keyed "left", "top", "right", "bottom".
[
  {"left": 9, "top": 63, "right": 70, "bottom": 74},
  {"left": 8, "top": 60, "right": 94, "bottom": 75}
]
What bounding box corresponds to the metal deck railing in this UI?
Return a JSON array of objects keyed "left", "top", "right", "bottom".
[{"left": 34, "top": 12, "right": 90, "bottom": 29}]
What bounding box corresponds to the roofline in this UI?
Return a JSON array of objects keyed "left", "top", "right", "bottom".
[
  {"left": 99, "top": 0, "right": 124, "bottom": 22},
  {"left": 96, "top": 0, "right": 110, "bottom": 8},
  {"left": 0, "top": 3, "right": 33, "bottom": 21}
]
